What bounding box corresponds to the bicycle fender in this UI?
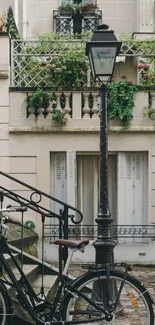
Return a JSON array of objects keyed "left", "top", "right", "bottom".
[
  {"left": 67, "top": 269, "right": 155, "bottom": 307},
  {"left": 139, "top": 281, "right": 155, "bottom": 305}
]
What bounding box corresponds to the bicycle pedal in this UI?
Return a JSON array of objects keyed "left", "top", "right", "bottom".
[{"left": 33, "top": 301, "right": 45, "bottom": 312}]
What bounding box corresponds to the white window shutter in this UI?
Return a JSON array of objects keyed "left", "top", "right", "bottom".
[
  {"left": 117, "top": 153, "right": 125, "bottom": 224},
  {"left": 125, "top": 153, "right": 134, "bottom": 226},
  {"left": 66, "top": 151, "right": 76, "bottom": 219},
  {"left": 142, "top": 153, "right": 148, "bottom": 225},
  {"left": 134, "top": 153, "right": 143, "bottom": 225},
  {"left": 51, "top": 153, "right": 67, "bottom": 215},
  {"left": 117, "top": 153, "right": 126, "bottom": 244},
  {"left": 93, "top": 156, "right": 99, "bottom": 225},
  {"left": 117, "top": 152, "right": 148, "bottom": 244},
  {"left": 134, "top": 153, "right": 148, "bottom": 226}
]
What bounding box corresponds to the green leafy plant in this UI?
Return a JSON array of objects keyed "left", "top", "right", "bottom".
[
  {"left": 52, "top": 109, "right": 67, "bottom": 125},
  {"left": 138, "top": 64, "right": 150, "bottom": 86},
  {"left": 59, "top": 2, "right": 81, "bottom": 13},
  {"left": 138, "top": 63, "right": 155, "bottom": 87},
  {"left": 26, "top": 89, "right": 67, "bottom": 125},
  {"left": 19, "top": 33, "right": 89, "bottom": 89},
  {"left": 147, "top": 107, "right": 155, "bottom": 118},
  {"left": 108, "top": 75, "right": 140, "bottom": 128},
  {"left": 6, "top": 7, "right": 20, "bottom": 39},
  {"left": 26, "top": 88, "right": 44, "bottom": 111}
]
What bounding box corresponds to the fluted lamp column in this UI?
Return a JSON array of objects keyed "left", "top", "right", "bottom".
[{"left": 85, "top": 24, "right": 122, "bottom": 265}]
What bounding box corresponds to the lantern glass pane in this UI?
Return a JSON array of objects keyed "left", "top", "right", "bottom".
[
  {"left": 91, "top": 47, "right": 116, "bottom": 76},
  {"left": 89, "top": 52, "right": 95, "bottom": 77}
]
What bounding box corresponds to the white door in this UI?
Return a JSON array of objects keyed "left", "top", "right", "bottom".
[
  {"left": 77, "top": 155, "right": 117, "bottom": 233},
  {"left": 51, "top": 153, "right": 117, "bottom": 239},
  {"left": 117, "top": 152, "right": 148, "bottom": 243}
]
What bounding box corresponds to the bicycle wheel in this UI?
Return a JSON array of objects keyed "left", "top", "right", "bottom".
[
  {"left": 0, "top": 282, "right": 13, "bottom": 325},
  {"left": 62, "top": 269, "right": 154, "bottom": 325}
]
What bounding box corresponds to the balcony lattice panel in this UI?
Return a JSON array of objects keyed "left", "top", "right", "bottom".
[
  {"left": 11, "top": 40, "right": 86, "bottom": 87},
  {"left": 11, "top": 39, "right": 155, "bottom": 87}
]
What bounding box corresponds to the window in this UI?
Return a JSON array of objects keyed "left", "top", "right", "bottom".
[
  {"left": 55, "top": 0, "right": 101, "bottom": 34},
  {"left": 60, "top": 0, "right": 97, "bottom": 4}
]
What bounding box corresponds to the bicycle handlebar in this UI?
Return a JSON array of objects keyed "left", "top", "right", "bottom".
[
  {"left": 0, "top": 205, "right": 28, "bottom": 213},
  {"left": 2, "top": 216, "right": 21, "bottom": 225}
]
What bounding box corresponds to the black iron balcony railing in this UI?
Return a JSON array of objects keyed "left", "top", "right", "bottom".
[
  {"left": 44, "top": 224, "right": 155, "bottom": 241},
  {"left": 53, "top": 10, "right": 102, "bottom": 34}
]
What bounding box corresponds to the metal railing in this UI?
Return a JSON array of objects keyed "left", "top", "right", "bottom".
[
  {"left": 45, "top": 224, "right": 155, "bottom": 241},
  {"left": 0, "top": 171, "right": 83, "bottom": 274},
  {"left": 11, "top": 39, "right": 155, "bottom": 88},
  {"left": 53, "top": 10, "right": 102, "bottom": 34}
]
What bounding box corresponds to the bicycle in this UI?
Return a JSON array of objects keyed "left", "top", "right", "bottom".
[{"left": 0, "top": 205, "right": 154, "bottom": 325}]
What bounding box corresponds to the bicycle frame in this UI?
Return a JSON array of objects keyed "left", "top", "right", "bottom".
[
  {"left": 0, "top": 237, "right": 56, "bottom": 321},
  {"left": 0, "top": 236, "right": 112, "bottom": 325}
]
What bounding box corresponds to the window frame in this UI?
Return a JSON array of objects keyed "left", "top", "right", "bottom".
[{"left": 59, "top": 0, "right": 97, "bottom": 4}]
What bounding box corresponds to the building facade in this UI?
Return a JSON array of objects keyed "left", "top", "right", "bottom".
[{"left": 0, "top": 0, "right": 155, "bottom": 263}]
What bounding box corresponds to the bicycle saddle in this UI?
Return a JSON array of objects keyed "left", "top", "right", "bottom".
[{"left": 54, "top": 239, "right": 89, "bottom": 249}]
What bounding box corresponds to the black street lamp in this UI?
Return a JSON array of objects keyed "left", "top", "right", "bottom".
[{"left": 86, "top": 24, "right": 122, "bottom": 265}]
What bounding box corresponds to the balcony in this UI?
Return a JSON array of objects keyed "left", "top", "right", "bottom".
[
  {"left": 53, "top": 10, "right": 102, "bottom": 34},
  {"left": 2, "top": 35, "right": 155, "bottom": 133},
  {"left": 9, "top": 90, "right": 155, "bottom": 133}
]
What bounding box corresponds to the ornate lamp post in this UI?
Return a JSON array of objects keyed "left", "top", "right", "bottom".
[{"left": 86, "top": 24, "right": 122, "bottom": 265}]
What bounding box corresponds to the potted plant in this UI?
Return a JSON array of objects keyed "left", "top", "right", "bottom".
[
  {"left": 80, "top": 2, "right": 98, "bottom": 14},
  {"left": 52, "top": 109, "right": 68, "bottom": 125},
  {"left": 0, "top": 11, "right": 6, "bottom": 32},
  {"left": 147, "top": 108, "right": 155, "bottom": 120},
  {"left": 59, "top": 2, "right": 76, "bottom": 15},
  {"left": 26, "top": 88, "right": 49, "bottom": 116}
]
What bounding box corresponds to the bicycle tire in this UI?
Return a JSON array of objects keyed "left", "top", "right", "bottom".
[
  {"left": 62, "top": 269, "right": 154, "bottom": 325},
  {"left": 0, "top": 281, "right": 13, "bottom": 325}
]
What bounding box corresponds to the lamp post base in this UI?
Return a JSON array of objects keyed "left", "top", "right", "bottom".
[
  {"left": 94, "top": 240, "right": 116, "bottom": 265},
  {"left": 93, "top": 212, "right": 116, "bottom": 265}
]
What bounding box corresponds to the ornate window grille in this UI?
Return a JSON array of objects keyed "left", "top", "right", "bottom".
[{"left": 53, "top": 10, "right": 102, "bottom": 34}]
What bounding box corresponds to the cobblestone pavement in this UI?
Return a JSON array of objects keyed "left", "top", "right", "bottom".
[{"left": 67, "top": 264, "right": 155, "bottom": 324}]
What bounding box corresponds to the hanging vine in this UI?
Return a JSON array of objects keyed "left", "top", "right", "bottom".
[{"left": 108, "top": 75, "right": 140, "bottom": 128}]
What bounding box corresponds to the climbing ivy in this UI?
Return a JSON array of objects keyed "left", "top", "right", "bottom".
[{"left": 108, "top": 75, "right": 140, "bottom": 128}]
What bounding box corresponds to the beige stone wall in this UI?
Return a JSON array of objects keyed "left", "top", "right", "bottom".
[
  {"left": 25, "top": 0, "right": 137, "bottom": 38},
  {"left": 114, "top": 58, "right": 137, "bottom": 83},
  {"left": 1, "top": 32, "right": 155, "bottom": 241},
  {"left": 8, "top": 128, "right": 155, "bottom": 227},
  {"left": 0, "top": 35, "right": 10, "bottom": 190},
  {"left": 1, "top": 0, "right": 155, "bottom": 38},
  {"left": 0, "top": 0, "right": 14, "bottom": 11}
]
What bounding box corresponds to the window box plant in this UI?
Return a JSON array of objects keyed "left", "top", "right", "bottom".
[
  {"left": 80, "top": 2, "right": 98, "bottom": 14},
  {"left": 58, "top": 2, "right": 78, "bottom": 15},
  {"left": 147, "top": 108, "right": 155, "bottom": 120}
]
